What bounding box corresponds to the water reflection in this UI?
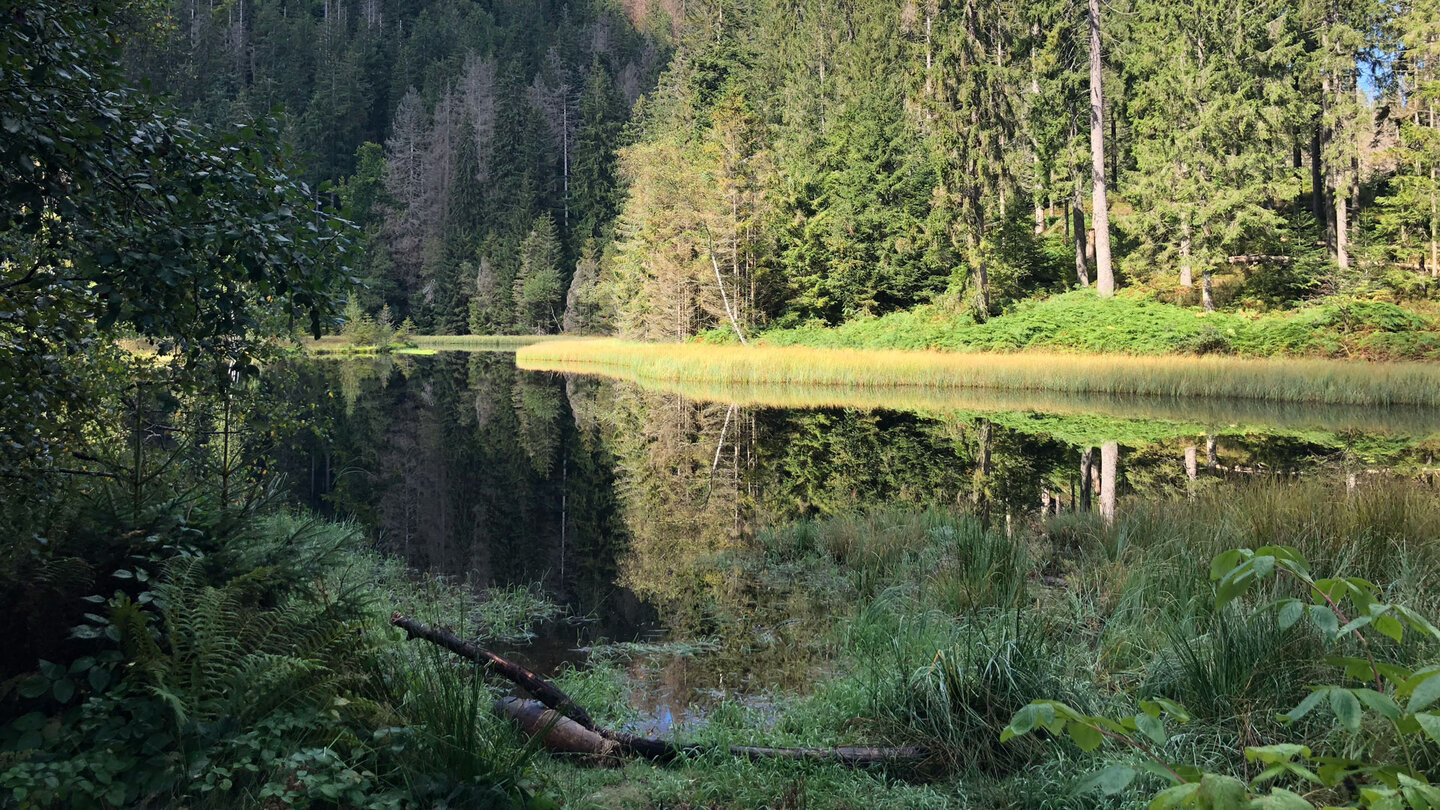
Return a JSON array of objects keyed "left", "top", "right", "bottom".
[{"left": 269, "top": 353, "right": 1439, "bottom": 729}]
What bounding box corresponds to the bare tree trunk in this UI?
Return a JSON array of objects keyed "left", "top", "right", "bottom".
[
  {"left": 1205, "top": 434, "right": 1217, "bottom": 470},
  {"left": 703, "top": 225, "right": 747, "bottom": 344},
  {"left": 1311, "top": 126, "right": 1324, "bottom": 227},
  {"left": 1201, "top": 267, "right": 1214, "bottom": 311},
  {"left": 1088, "top": 0, "right": 1114, "bottom": 298},
  {"left": 1336, "top": 190, "right": 1349, "bottom": 271},
  {"left": 1099, "top": 441, "right": 1118, "bottom": 525},
  {"left": 1073, "top": 187, "right": 1090, "bottom": 287},
  {"left": 1184, "top": 444, "right": 1197, "bottom": 499},
  {"left": 1079, "top": 447, "right": 1094, "bottom": 511}
]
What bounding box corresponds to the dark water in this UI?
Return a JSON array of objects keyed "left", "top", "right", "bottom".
[{"left": 269, "top": 352, "right": 1439, "bottom": 734}]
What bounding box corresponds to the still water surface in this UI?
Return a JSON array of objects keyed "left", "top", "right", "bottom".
[{"left": 273, "top": 352, "right": 1439, "bottom": 734}]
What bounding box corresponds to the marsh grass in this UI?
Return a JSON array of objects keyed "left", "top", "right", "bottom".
[
  {"left": 394, "top": 647, "right": 544, "bottom": 802},
  {"left": 412, "top": 334, "right": 582, "bottom": 350},
  {"left": 516, "top": 477, "right": 1440, "bottom": 808},
  {"left": 517, "top": 338, "right": 1440, "bottom": 406}
]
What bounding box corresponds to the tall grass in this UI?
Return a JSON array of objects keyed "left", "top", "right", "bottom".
[
  {"left": 517, "top": 338, "right": 1440, "bottom": 407},
  {"left": 412, "top": 334, "right": 584, "bottom": 350}
]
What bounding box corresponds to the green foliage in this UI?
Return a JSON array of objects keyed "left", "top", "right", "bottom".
[
  {"left": 1003, "top": 544, "right": 1440, "bottom": 809},
  {"left": 1, "top": 0, "right": 353, "bottom": 484},
  {"left": 512, "top": 214, "right": 566, "bottom": 334},
  {"left": 757, "top": 291, "right": 1440, "bottom": 360},
  {"left": 0, "top": 506, "right": 548, "bottom": 809}
]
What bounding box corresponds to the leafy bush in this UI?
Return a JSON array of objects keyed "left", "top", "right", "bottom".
[{"left": 1002, "top": 545, "right": 1440, "bottom": 809}]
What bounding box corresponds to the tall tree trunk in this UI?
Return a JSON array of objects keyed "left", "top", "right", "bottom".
[
  {"left": 1310, "top": 126, "right": 1325, "bottom": 228},
  {"left": 1032, "top": 22, "right": 1044, "bottom": 236},
  {"left": 1099, "top": 441, "right": 1118, "bottom": 524},
  {"left": 1079, "top": 447, "right": 1093, "bottom": 511},
  {"left": 1201, "top": 267, "right": 1214, "bottom": 311},
  {"left": 1336, "top": 187, "right": 1350, "bottom": 271},
  {"left": 1073, "top": 186, "right": 1090, "bottom": 287},
  {"left": 1087, "top": 0, "right": 1115, "bottom": 297},
  {"left": 1205, "top": 434, "right": 1218, "bottom": 470},
  {"left": 1184, "top": 444, "right": 1197, "bottom": 498},
  {"left": 1431, "top": 162, "right": 1438, "bottom": 276}
]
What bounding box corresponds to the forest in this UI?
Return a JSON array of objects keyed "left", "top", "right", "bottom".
[
  {"left": 120, "top": 0, "right": 1440, "bottom": 347},
  {"left": 4, "top": 0, "right": 1440, "bottom": 808}
]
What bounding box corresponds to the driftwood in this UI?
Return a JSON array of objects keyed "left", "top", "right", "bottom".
[{"left": 392, "top": 613, "right": 929, "bottom": 766}]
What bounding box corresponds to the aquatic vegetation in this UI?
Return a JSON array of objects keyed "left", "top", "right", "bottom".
[{"left": 518, "top": 338, "right": 1440, "bottom": 407}]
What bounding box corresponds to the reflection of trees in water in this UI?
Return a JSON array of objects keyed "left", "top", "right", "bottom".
[
  {"left": 271, "top": 358, "right": 1440, "bottom": 654},
  {"left": 271, "top": 356, "right": 628, "bottom": 619}
]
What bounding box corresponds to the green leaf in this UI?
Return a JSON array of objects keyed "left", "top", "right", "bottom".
[
  {"left": 1135, "top": 712, "right": 1167, "bottom": 745},
  {"left": 1373, "top": 612, "right": 1404, "bottom": 643},
  {"left": 1277, "top": 599, "right": 1304, "bottom": 630},
  {"left": 1198, "top": 773, "right": 1248, "bottom": 810},
  {"left": 1075, "top": 765, "right": 1137, "bottom": 796},
  {"left": 1067, "top": 721, "right": 1102, "bottom": 752},
  {"left": 1248, "top": 787, "right": 1315, "bottom": 809},
  {"left": 1353, "top": 689, "right": 1401, "bottom": 720},
  {"left": 1415, "top": 713, "right": 1440, "bottom": 746},
  {"left": 1245, "top": 744, "right": 1310, "bottom": 764},
  {"left": 1210, "top": 549, "right": 1244, "bottom": 581},
  {"left": 1149, "top": 783, "right": 1200, "bottom": 810},
  {"left": 1251, "top": 555, "right": 1275, "bottom": 580},
  {"left": 1009, "top": 703, "right": 1042, "bottom": 735},
  {"left": 1280, "top": 688, "right": 1327, "bottom": 723},
  {"left": 52, "top": 678, "right": 75, "bottom": 703},
  {"left": 1409, "top": 671, "right": 1440, "bottom": 714},
  {"left": 1330, "top": 689, "right": 1361, "bottom": 732},
  {"left": 18, "top": 676, "right": 48, "bottom": 699},
  {"left": 1336, "top": 615, "right": 1371, "bottom": 636},
  {"left": 1308, "top": 605, "right": 1339, "bottom": 638}
]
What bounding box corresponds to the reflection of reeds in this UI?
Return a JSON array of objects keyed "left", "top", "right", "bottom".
[{"left": 516, "top": 338, "right": 1440, "bottom": 408}]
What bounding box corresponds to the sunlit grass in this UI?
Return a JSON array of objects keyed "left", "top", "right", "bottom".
[
  {"left": 412, "top": 334, "right": 584, "bottom": 350},
  {"left": 517, "top": 338, "right": 1440, "bottom": 407}
]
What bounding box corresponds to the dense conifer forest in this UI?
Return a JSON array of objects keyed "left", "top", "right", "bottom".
[{"left": 122, "top": 0, "right": 1440, "bottom": 342}]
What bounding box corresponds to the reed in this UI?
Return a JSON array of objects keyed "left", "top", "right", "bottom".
[
  {"left": 516, "top": 338, "right": 1440, "bottom": 407},
  {"left": 412, "top": 334, "right": 583, "bottom": 350}
]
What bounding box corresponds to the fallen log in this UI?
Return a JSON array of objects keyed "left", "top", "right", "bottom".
[
  {"left": 391, "top": 612, "right": 595, "bottom": 729},
  {"left": 393, "top": 613, "right": 929, "bottom": 766}
]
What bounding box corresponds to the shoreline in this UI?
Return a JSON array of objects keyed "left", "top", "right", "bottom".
[{"left": 515, "top": 338, "right": 1440, "bottom": 408}]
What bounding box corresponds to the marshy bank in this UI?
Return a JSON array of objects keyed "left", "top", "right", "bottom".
[
  {"left": 522, "top": 479, "right": 1440, "bottom": 808},
  {"left": 516, "top": 338, "right": 1440, "bottom": 407}
]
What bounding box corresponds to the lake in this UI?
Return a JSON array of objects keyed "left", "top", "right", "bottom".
[{"left": 270, "top": 351, "right": 1439, "bottom": 736}]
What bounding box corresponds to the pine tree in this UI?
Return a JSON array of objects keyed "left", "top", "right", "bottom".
[
  {"left": 1122, "top": 0, "right": 1306, "bottom": 308},
  {"left": 1375, "top": 0, "right": 1440, "bottom": 276},
  {"left": 513, "top": 213, "right": 566, "bottom": 333},
  {"left": 571, "top": 57, "right": 625, "bottom": 251}
]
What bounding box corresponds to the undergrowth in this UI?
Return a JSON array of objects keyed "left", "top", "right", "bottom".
[{"left": 753, "top": 291, "right": 1440, "bottom": 360}]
